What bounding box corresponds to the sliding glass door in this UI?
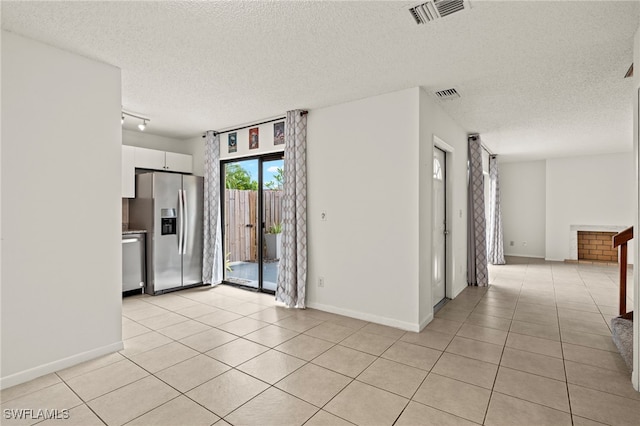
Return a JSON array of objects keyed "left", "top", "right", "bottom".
[{"left": 222, "top": 154, "right": 284, "bottom": 292}]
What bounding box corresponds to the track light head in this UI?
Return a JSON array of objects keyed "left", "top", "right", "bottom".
[{"left": 138, "top": 120, "right": 147, "bottom": 131}]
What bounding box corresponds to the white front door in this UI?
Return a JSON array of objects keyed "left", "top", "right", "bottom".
[{"left": 432, "top": 147, "right": 446, "bottom": 306}]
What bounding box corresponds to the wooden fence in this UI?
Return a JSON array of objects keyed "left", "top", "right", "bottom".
[{"left": 224, "top": 189, "right": 283, "bottom": 262}]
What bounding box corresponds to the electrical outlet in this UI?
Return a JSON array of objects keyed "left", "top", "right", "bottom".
[{"left": 318, "top": 276, "right": 325, "bottom": 288}]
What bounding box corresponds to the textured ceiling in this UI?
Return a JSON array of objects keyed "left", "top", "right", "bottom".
[{"left": 2, "top": 1, "right": 639, "bottom": 161}]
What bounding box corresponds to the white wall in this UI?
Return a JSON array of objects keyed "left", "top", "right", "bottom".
[
  {"left": 500, "top": 160, "right": 546, "bottom": 258},
  {"left": 545, "top": 153, "right": 635, "bottom": 262},
  {"left": 1, "top": 32, "right": 123, "bottom": 388},
  {"left": 418, "top": 89, "right": 469, "bottom": 326},
  {"left": 306, "top": 88, "right": 421, "bottom": 330},
  {"left": 631, "top": 22, "right": 640, "bottom": 392}
]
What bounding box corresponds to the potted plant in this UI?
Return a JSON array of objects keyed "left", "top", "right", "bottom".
[{"left": 265, "top": 222, "right": 282, "bottom": 260}]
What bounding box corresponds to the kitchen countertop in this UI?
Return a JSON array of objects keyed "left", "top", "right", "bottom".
[{"left": 122, "top": 229, "right": 147, "bottom": 234}]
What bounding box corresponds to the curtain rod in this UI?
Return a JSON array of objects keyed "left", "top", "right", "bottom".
[
  {"left": 469, "top": 133, "right": 495, "bottom": 156},
  {"left": 203, "top": 110, "right": 308, "bottom": 138}
]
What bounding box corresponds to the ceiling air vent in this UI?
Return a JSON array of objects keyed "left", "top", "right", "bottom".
[
  {"left": 409, "top": 0, "right": 468, "bottom": 24},
  {"left": 434, "top": 88, "right": 460, "bottom": 100}
]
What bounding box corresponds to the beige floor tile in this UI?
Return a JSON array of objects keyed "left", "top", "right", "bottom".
[
  {"left": 561, "top": 329, "right": 619, "bottom": 352},
  {"left": 123, "top": 305, "right": 169, "bottom": 321},
  {"left": 556, "top": 302, "right": 600, "bottom": 313},
  {"left": 446, "top": 336, "right": 503, "bottom": 365},
  {"left": 510, "top": 320, "right": 560, "bottom": 341},
  {"left": 360, "top": 322, "right": 406, "bottom": 339},
  {"left": 562, "top": 343, "right": 629, "bottom": 373},
  {"left": 339, "top": 331, "right": 396, "bottom": 356},
  {"left": 312, "top": 345, "right": 376, "bottom": 378},
  {"left": 145, "top": 295, "right": 198, "bottom": 311},
  {"left": 381, "top": 341, "right": 442, "bottom": 371},
  {"left": 243, "top": 324, "right": 299, "bottom": 347},
  {"left": 225, "top": 387, "right": 317, "bottom": 426},
  {"left": 325, "top": 315, "right": 369, "bottom": 330},
  {"left": 247, "top": 306, "right": 294, "bottom": 323},
  {"left": 304, "top": 410, "right": 354, "bottom": 426},
  {"left": 465, "top": 313, "right": 512, "bottom": 331},
  {"left": 494, "top": 367, "right": 569, "bottom": 412},
  {"left": 274, "top": 316, "right": 324, "bottom": 332},
  {"left": 413, "top": 373, "right": 490, "bottom": 423},
  {"left": 424, "top": 318, "right": 463, "bottom": 335},
  {"left": 569, "top": 384, "right": 640, "bottom": 426},
  {"left": 500, "top": 347, "right": 565, "bottom": 380},
  {"left": 485, "top": 391, "right": 571, "bottom": 426},
  {"left": 127, "top": 395, "right": 219, "bottom": 426},
  {"left": 572, "top": 415, "right": 609, "bottom": 426},
  {"left": 65, "top": 359, "right": 148, "bottom": 401},
  {"left": 120, "top": 331, "right": 173, "bottom": 357},
  {"left": 304, "top": 321, "right": 356, "bottom": 343},
  {"left": 435, "top": 306, "right": 471, "bottom": 322},
  {"left": 222, "top": 302, "right": 267, "bottom": 316},
  {"left": 565, "top": 360, "right": 640, "bottom": 401},
  {"left": 174, "top": 302, "right": 220, "bottom": 319},
  {"left": 401, "top": 329, "right": 454, "bottom": 351},
  {"left": 37, "top": 404, "right": 104, "bottom": 426},
  {"left": 560, "top": 317, "right": 611, "bottom": 336},
  {"left": 129, "top": 341, "right": 199, "bottom": 373},
  {"left": 457, "top": 323, "right": 507, "bottom": 346},
  {"left": 472, "top": 305, "right": 515, "bottom": 320},
  {"left": 205, "top": 338, "right": 269, "bottom": 367},
  {"left": 0, "top": 373, "right": 61, "bottom": 403},
  {"left": 513, "top": 310, "right": 559, "bottom": 326},
  {"left": 157, "top": 319, "right": 211, "bottom": 340},
  {"left": 275, "top": 334, "right": 334, "bottom": 361},
  {"left": 558, "top": 308, "right": 607, "bottom": 323},
  {"left": 395, "top": 401, "right": 479, "bottom": 426},
  {"left": 179, "top": 327, "right": 238, "bottom": 353},
  {"left": 515, "top": 302, "right": 558, "bottom": 316},
  {"left": 0, "top": 382, "right": 83, "bottom": 424},
  {"left": 431, "top": 353, "right": 498, "bottom": 389},
  {"left": 357, "top": 358, "right": 427, "bottom": 398},
  {"left": 88, "top": 376, "right": 178, "bottom": 426},
  {"left": 325, "top": 380, "right": 408, "bottom": 426},
  {"left": 123, "top": 320, "right": 152, "bottom": 340},
  {"left": 215, "top": 317, "right": 270, "bottom": 336},
  {"left": 196, "top": 310, "right": 243, "bottom": 327},
  {"left": 237, "top": 349, "right": 305, "bottom": 384},
  {"left": 155, "top": 354, "right": 230, "bottom": 392},
  {"left": 276, "top": 363, "right": 351, "bottom": 407},
  {"left": 505, "top": 332, "right": 563, "bottom": 358},
  {"left": 186, "top": 369, "right": 269, "bottom": 417},
  {"left": 137, "top": 312, "right": 189, "bottom": 330}
]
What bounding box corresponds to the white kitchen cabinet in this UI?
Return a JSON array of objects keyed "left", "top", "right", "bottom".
[
  {"left": 133, "top": 147, "right": 193, "bottom": 174},
  {"left": 134, "top": 147, "right": 166, "bottom": 170},
  {"left": 121, "top": 145, "right": 135, "bottom": 198},
  {"left": 165, "top": 151, "right": 193, "bottom": 173}
]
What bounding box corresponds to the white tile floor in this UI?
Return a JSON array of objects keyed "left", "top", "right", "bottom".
[{"left": 1, "top": 256, "right": 638, "bottom": 425}]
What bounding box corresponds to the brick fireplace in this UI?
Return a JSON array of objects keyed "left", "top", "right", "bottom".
[{"left": 577, "top": 231, "right": 617, "bottom": 262}]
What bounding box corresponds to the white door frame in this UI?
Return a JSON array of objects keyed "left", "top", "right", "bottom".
[{"left": 433, "top": 135, "right": 455, "bottom": 299}]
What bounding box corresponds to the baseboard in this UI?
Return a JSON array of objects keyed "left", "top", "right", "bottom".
[
  {"left": 505, "top": 253, "right": 546, "bottom": 259},
  {"left": 306, "top": 302, "right": 422, "bottom": 332},
  {"left": 0, "top": 341, "right": 124, "bottom": 390},
  {"left": 418, "top": 313, "right": 434, "bottom": 332}
]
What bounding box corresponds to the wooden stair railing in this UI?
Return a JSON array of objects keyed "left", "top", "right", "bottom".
[{"left": 612, "top": 226, "right": 633, "bottom": 318}]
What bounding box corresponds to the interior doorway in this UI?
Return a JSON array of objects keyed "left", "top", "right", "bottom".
[
  {"left": 221, "top": 153, "right": 284, "bottom": 293},
  {"left": 432, "top": 146, "right": 447, "bottom": 307}
]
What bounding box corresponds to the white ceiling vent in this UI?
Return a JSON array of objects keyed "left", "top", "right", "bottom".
[
  {"left": 434, "top": 88, "right": 461, "bottom": 100},
  {"left": 409, "top": 0, "right": 468, "bottom": 24}
]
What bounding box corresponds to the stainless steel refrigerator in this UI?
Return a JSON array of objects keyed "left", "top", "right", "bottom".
[{"left": 129, "top": 172, "right": 204, "bottom": 295}]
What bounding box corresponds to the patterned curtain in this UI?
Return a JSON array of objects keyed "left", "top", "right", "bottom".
[
  {"left": 202, "top": 131, "right": 223, "bottom": 285},
  {"left": 276, "top": 110, "right": 308, "bottom": 308},
  {"left": 467, "top": 135, "right": 489, "bottom": 286},
  {"left": 488, "top": 155, "right": 506, "bottom": 265}
]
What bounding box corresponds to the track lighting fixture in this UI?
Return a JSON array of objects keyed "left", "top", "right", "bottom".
[{"left": 122, "top": 110, "right": 150, "bottom": 132}]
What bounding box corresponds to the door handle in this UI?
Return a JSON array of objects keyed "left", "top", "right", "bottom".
[
  {"left": 178, "top": 190, "right": 185, "bottom": 254},
  {"left": 245, "top": 224, "right": 254, "bottom": 228},
  {"left": 122, "top": 238, "right": 139, "bottom": 244},
  {"left": 444, "top": 230, "right": 450, "bottom": 236},
  {"left": 183, "top": 190, "right": 188, "bottom": 251}
]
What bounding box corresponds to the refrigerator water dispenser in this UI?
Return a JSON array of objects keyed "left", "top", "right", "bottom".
[{"left": 161, "top": 208, "right": 177, "bottom": 235}]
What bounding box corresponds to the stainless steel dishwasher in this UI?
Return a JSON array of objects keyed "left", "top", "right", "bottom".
[{"left": 122, "top": 232, "right": 146, "bottom": 292}]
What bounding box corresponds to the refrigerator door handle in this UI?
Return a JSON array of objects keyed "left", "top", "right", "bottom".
[
  {"left": 183, "top": 190, "right": 189, "bottom": 252},
  {"left": 178, "top": 189, "right": 185, "bottom": 255}
]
